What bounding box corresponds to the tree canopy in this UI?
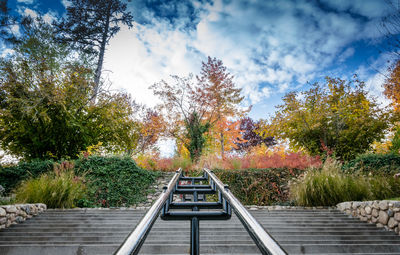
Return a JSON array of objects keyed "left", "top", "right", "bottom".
[
  {"left": 55, "top": 0, "right": 134, "bottom": 99},
  {"left": 260, "top": 77, "right": 388, "bottom": 160},
  {"left": 0, "top": 20, "right": 137, "bottom": 160}
]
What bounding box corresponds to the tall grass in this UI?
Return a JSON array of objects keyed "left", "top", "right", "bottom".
[
  {"left": 290, "top": 159, "right": 400, "bottom": 206},
  {"left": 14, "top": 169, "right": 86, "bottom": 208}
]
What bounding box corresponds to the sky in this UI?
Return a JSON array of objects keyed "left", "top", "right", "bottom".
[{"left": 4, "top": 0, "right": 400, "bottom": 157}]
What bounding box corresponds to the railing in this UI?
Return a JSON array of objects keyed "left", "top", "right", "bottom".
[
  {"left": 113, "top": 168, "right": 182, "bottom": 255},
  {"left": 204, "top": 168, "right": 287, "bottom": 255},
  {"left": 115, "top": 167, "right": 287, "bottom": 255}
]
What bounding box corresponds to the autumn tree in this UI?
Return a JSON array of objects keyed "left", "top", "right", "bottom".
[
  {"left": 196, "top": 57, "right": 245, "bottom": 157},
  {"left": 0, "top": 20, "right": 137, "bottom": 159},
  {"left": 54, "top": 0, "right": 134, "bottom": 100},
  {"left": 261, "top": 77, "right": 388, "bottom": 161},
  {"left": 234, "top": 117, "right": 275, "bottom": 152},
  {"left": 131, "top": 103, "right": 166, "bottom": 154},
  {"left": 151, "top": 57, "right": 245, "bottom": 161}
]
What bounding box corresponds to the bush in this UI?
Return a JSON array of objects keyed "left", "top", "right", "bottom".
[
  {"left": 0, "top": 160, "right": 55, "bottom": 194},
  {"left": 14, "top": 169, "right": 86, "bottom": 208},
  {"left": 290, "top": 159, "right": 400, "bottom": 206},
  {"left": 213, "top": 168, "right": 303, "bottom": 205},
  {"left": 74, "top": 156, "right": 159, "bottom": 207},
  {"left": 343, "top": 153, "right": 400, "bottom": 175}
]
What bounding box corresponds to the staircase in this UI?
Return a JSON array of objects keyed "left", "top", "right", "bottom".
[{"left": 1, "top": 208, "right": 400, "bottom": 255}]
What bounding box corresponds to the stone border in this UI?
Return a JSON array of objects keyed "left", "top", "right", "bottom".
[
  {"left": 337, "top": 200, "right": 400, "bottom": 235},
  {"left": 0, "top": 203, "right": 46, "bottom": 229}
]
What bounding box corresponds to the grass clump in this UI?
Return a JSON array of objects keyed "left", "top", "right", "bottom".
[
  {"left": 14, "top": 167, "right": 85, "bottom": 208},
  {"left": 290, "top": 159, "right": 400, "bottom": 206}
]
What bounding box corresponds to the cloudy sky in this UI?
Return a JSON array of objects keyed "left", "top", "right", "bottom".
[{"left": 4, "top": 0, "right": 400, "bottom": 156}]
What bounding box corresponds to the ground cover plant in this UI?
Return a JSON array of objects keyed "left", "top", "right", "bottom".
[
  {"left": 214, "top": 168, "right": 303, "bottom": 205},
  {"left": 74, "top": 156, "right": 159, "bottom": 207}
]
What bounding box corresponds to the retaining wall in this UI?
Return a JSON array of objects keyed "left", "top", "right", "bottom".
[
  {"left": 0, "top": 203, "right": 46, "bottom": 229},
  {"left": 337, "top": 200, "right": 400, "bottom": 235}
]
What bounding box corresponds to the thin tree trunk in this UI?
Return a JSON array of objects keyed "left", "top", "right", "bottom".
[
  {"left": 93, "top": 3, "right": 111, "bottom": 102},
  {"left": 220, "top": 131, "right": 225, "bottom": 158}
]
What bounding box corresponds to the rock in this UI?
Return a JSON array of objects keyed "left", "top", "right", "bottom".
[
  {"left": 393, "top": 201, "right": 400, "bottom": 208},
  {"left": 360, "top": 208, "right": 366, "bottom": 216},
  {"left": 337, "top": 202, "right": 352, "bottom": 211},
  {"left": 0, "top": 217, "right": 6, "bottom": 224},
  {"left": 388, "top": 218, "right": 398, "bottom": 229},
  {"left": 352, "top": 202, "right": 362, "bottom": 209},
  {"left": 395, "top": 227, "right": 399, "bottom": 234},
  {"left": 360, "top": 216, "right": 368, "bottom": 221},
  {"left": 365, "top": 206, "right": 372, "bottom": 215},
  {"left": 388, "top": 209, "right": 394, "bottom": 217},
  {"left": 378, "top": 211, "right": 389, "bottom": 225},
  {"left": 379, "top": 201, "right": 389, "bottom": 210},
  {"left": 372, "top": 201, "right": 379, "bottom": 209},
  {"left": 3, "top": 205, "right": 17, "bottom": 213},
  {"left": 376, "top": 223, "right": 384, "bottom": 228},
  {"left": 15, "top": 216, "right": 25, "bottom": 223},
  {"left": 372, "top": 208, "right": 379, "bottom": 217},
  {"left": 395, "top": 212, "right": 400, "bottom": 221},
  {"left": 372, "top": 217, "right": 378, "bottom": 223},
  {"left": 0, "top": 208, "right": 6, "bottom": 217}
]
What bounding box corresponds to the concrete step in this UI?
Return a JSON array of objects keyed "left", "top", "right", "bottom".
[{"left": 1, "top": 208, "right": 400, "bottom": 254}]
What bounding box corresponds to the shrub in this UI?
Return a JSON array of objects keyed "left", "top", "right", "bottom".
[
  {"left": 74, "top": 156, "right": 159, "bottom": 207},
  {"left": 290, "top": 160, "right": 368, "bottom": 206},
  {"left": 343, "top": 153, "right": 400, "bottom": 175},
  {"left": 14, "top": 169, "right": 86, "bottom": 208},
  {"left": 213, "top": 168, "right": 303, "bottom": 205},
  {"left": 0, "top": 160, "right": 55, "bottom": 194},
  {"left": 290, "top": 159, "right": 400, "bottom": 206}
]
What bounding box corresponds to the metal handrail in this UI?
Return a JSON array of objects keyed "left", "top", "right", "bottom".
[
  {"left": 204, "top": 168, "right": 287, "bottom": 255},
  {"left": 114, "top": 168, "right": 182, "bottom": 255}
]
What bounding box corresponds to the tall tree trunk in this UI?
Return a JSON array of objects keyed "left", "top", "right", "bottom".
[
  {"left": 220, "top": 131, "right": 225, "bottom": 158},
  {"left": 93, "top": 3, "right": 111, "bottom": 102}
]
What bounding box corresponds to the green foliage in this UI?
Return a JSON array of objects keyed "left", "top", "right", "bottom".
[
  {"left": 0, "top": 160, "right": 54, "bottom": 194},
  {"left": 213, "top": 168, "right": 303, "bottom": 205},
  {"left": 264, "top": 77, "right": 389, "bottom": 161},
  {"left": 74, "top": 156, "right": 158, "bottom": 207},
  {"left": 290, "top": 159, "right": 400, "bottom": 206},
  {"left": 184, "top": 111, "right": 210, "bottom": 162},
  {"left": 14, "top": 170, "right": 86, "bottom": 208},
  {"left": 390, "top": 127, "right": 400, "bottom": 153},
  {"left": 0, "top": 19, "right": 139, "bottom": 160},
  {"left": 343, "top": 153, "right": 400, "bottom": 175}
]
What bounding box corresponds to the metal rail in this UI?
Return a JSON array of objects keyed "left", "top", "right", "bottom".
[
  {"left": 114, "top": 168, "right": 182, "bottom": 255},
  {"left": 204, "top": 168, "right": 287, "bottom": 255}
]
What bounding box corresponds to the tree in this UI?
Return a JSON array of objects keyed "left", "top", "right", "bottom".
[
  {"left": 184, "top": 111, "right": 210, "bottom": 162},
  {"left": 261, "top": 77, "right": 388, "bottom": 161},
  {"left": 0, "top": 0, "right": 31, "bottom": 45},
  {"left": 54, "top": 0, "right": 134, "bottom": 100},
  {"left": 234, "top": 117, "right": 275, "bottom": 152},
  {"left": 0, "top": 20, "right": 137, "bottom": 159},
  {"left": 132, "top": 103, "right": 166, "bottom": 154},
  {"left": 196, "top": 57, "right": 245, "bottom": 157},
  {"left": 384, "top": 60, "right": 400, "bottom": 111},
  {"left": 151, "top": 57, "right": 246, "bottom": 160}
]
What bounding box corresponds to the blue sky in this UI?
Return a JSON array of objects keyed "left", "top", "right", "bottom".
[
  {"left": 7, "top": 0, "right": 397, "bottom": 119},
  {"left": 4, "top": 0, "right": 399, "bottom": 156}
]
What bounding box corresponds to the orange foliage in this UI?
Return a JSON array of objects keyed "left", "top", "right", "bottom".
[{"left": 384, "top": 60, "right": 400, "bottom": 111}]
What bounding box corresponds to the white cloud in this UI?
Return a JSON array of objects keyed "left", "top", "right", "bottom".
[{"left": 16, "top": 0, "right": 34, "bottom": 4}]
